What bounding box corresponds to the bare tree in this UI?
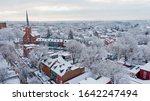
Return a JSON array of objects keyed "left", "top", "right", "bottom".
[
  {"left": 66, "top": 40, "right": 83, "bottom": 64},
  {"left": 107, "top": 32, "right": 138, "bottom": 62},
  {"left": 28, "top": 46, "right": 49, "bottom": 68},
  {"left": 19, "top": 67, "right": 28, "bottom": 84},
  {"left": 92, "top": 60, "right": 129, "bottom": 84},
  {"left": 80, "top": 46, "right": 106, "bottom": 69},
  {"left": 68, "top": 30, "right": 74, "bottom": 39}
]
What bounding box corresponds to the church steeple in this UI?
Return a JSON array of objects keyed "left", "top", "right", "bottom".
[
  {"left": 23, "top": 11, "right": 31, "bottom": 36},
  {"left": 26, "top": 11, "right": 29, "bottom": 27}
]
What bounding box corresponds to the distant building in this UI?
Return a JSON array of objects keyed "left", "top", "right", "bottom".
[
  {"left": 0, "top": 22, "right": 7, "bottom": 29},
  {"left": 36, "top": 38, "right": 70, "bottom": 50},
  {"left": 104, "top": 39, "right": 114, "bottom": 45}
]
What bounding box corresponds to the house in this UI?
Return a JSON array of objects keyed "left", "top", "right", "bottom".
[
  {"left": 36, "top": 38, "right": 64, "bottom": 47},
  {"left": 23, "top": 26, "right": 38, "bottom": 44},
  {"left": 64, "top": 71, "right": 97, "bottom": 84},
  {"left": 0, "top": 22, "right": 7, "bottom": 29},
  {"left": 140, "top": 63, "right": 150, "bottom": 80},
  {"left": 117, "top": 58, "right": 134, "bottom": 68},
  {"left": 49, "top": 51, "right": 72, "bottom": 62},
  {"left": 104, "top": 39, "right": 114, "bottom": 45},
  {"left": 36, "top": 38, "right": 70, "bottom": 50},
  {"left": 40, "top": 56, "right": 85, "bottom": 84},
  {"left": 23, "top": 44, "right": 39, "bottom": 57}
]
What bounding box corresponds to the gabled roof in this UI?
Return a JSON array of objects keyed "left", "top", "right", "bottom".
[
  {"left": 42, "top": 56, "right": 79, "bottom": 76},
  {"left": 64, "top": 71, "right": 93, "bottom": 84},
  {"left": 41, "top": 57, "right": 56, "bottom": 68},
  {"left": 51, "top": 57, "right": 78, "bottom": 76}
]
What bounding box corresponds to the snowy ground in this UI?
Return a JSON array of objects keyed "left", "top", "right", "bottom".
[{"left": 0, "top": 54, "right": 20, "bottom": 84}]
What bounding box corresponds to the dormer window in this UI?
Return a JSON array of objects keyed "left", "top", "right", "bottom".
[
  {"left": 54, "top": 66, "right": 57, "bottom": 69},
  {"left": 48, "top": 62, "right": 51, "bottom": 65},
  {"left": 60, "top": 69, "right": 64, "bottom": 73},
  {"left": 68, "top": 66, "right": 72, "bottom": 69},
  {"left": 44, "top": 59, "right": 47, "bottom": 62}
]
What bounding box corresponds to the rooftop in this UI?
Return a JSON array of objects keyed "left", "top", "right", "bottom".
[
  {"left": 140, "top": 62, "right": 150, "bottom": 72},
  {"left": 79, "top": 77, "right": 100, "bottom": 84},
  {"left": 42, "top": 56, "right": 80, "bottom": 76},
  {"left": 97, "top": 77, "right": 111, "bottom": 84},
  {"left": 36, "top": 38, "right": 64, "bottom": 42},
  {"left": 65, "top": 71, "right": 93, "bottom": 84},
  {"left": 51, "top": 57, "right": 79, "bottom": 76}
]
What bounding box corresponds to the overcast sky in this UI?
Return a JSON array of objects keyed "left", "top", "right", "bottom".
[{"left": 1, "top": 0, "right": 150, "bottom": 21}]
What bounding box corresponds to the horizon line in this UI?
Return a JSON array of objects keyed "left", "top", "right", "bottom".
[{"left": 1, "top": 19, "right": 150, "bottom": 23}]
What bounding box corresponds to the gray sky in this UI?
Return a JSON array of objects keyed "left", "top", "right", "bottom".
[{"left": 1, "top": 0, "right": 150, "bottom": 21}]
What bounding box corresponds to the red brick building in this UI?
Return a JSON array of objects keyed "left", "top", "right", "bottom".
[
  {"left": 40, "top": 56, "right": 85, "bottom": 84},
  {"left": 23, "top": 44, "right": 38, "bottom": 57},
  {"left": 0, "top": 22, "right": 7, "bottom": 29},
  {"left": 23, "top": 11, "right": 38, "bottom": 44},
  {"left": 23, "top": 27, "right": 37, "bottom": 44}
]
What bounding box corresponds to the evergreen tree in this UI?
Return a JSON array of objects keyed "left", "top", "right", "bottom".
[
  {"left": 68, "top": 30, "right": 74, "bottom": 39},
  {"left": 46, "top": 28, "right": 52, "bottom": 38}
]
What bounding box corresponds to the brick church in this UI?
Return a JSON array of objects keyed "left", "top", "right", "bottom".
[
  {"left": 23, "top": 11, "right": 38, "bottom": 44},
  {"left": 23, "top": 11, "right": 39, "bottom": 57}
]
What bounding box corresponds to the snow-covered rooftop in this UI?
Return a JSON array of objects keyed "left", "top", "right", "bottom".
[
  {"left": 79, "top": 77, "right": 100, "bottom": 84},
  {"left": 65, "top": 71, "right": 93, "bottom": 84},
  {"left": 50, "top": 51, "right": 71, "bottom": 57},
  {"left": 24, "top": 44, "right": 39, "bottom": 47},
  {"left": 97, "top": 77, "right": 111, "bottom": 84},
  {"left": 32, "top": 30, "right": 40, "bottom": 36},
  {"left": 140, "top": 62, "right": 150, "bottom": 72},
  {"left": 42, "top": 56, "right": 80, "bottom": 76},
  {"left": 36, "top": 38, "right": 64, "bottom": 42},
  {"left": 42, "top": 57, "right": 56, "bottom": 68},
  {"left": 129, "top": 65, "right": 140, "bottom": 74},
  {"left": 51, "top": 57, "right": 79, "bottom": 76}
]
